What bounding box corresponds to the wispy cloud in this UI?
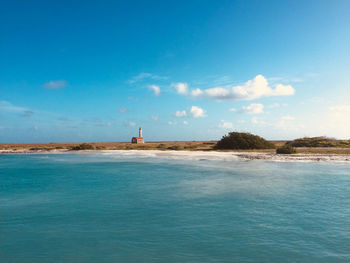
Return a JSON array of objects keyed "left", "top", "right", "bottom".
[
  {"left": 148, "top": 85, "right": 161, "bottom": 96},
  {"left": 173, "top": 106, "right": 206, "bottom": 119},
  {"left": 267, "top": 103, "right": 280, "bottom": 109},
  {"left": 0, "top": 100, "right": 34, "bottom": 117},
  {"left": 241, "top": 103, "right": 264, "bottom": 114},
  {"left": 119, "top": 108, "right": 127, "bottom": 113},
  {"left": 179, "top": 75, "right": 295, "bottom": 101},
  {"left": 189, "top": 106, "right": 206, "bottom": 118},
  {"left": 251, "top": 117, "right": 265, "bottom": 125},
  {"left": 172, "top": 82, "right": 188, "bottom": 94},
  {"left": 124, "top": 120, "right": 136, "bottom": 127},
  {"left": 281, "top": 115, "right": 296, "bottom": 121},
  {"left": 275, "top": 116, "right": 300, "bottom": 131},
  {"left": 84, "top": 118, "right": 113, "bottom": 127},
  {"left": 329, "top": 105, "right": 350, "bottom": 112},
  {"left": 43, "top": 80, "right": 67, "bottom": 89},
  {"left": 168, "top": 121, "right": 177, "bottom": 125},
  {"left": 128, "top": 73, "right": 167, "bottom": 84},
  {"left": 21, "top": 110, "right": 34, "bottom": 117},
  {"left": 218, "top": 120, "right": 233, "bottom": 129},
  {"left": 174, "top": 110, "right": 187, "bottom": 118},
  {"left": 0, "top": 100, "right": 27, "bottom": 112}
]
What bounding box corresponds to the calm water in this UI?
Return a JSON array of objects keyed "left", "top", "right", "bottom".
[{"left": 1, "top": 153, "right": 350, "bottom": 262}]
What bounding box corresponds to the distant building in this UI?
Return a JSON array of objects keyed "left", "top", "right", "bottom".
[{"left": 131, "top": 127, "right": 144, "bottom": 144}]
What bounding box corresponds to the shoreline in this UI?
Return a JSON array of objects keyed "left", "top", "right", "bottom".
[{"left": 1, "top": 149, "right": 350, "bottom": 163}]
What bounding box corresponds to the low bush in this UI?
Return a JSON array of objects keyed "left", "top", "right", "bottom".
[
  {"left": 276, "top": 144, "right": 296, "bottom": 154},
  {"left": 215, "top": 132, "right": 275, "bottom": 150},
  {"left": 167, "top": 145, "right": 182, "bottom": 150},
  {"left": 95, "top": 146, "right": 106, "bottom": 150},
  {"left": 70, "top": 143, "right": 95, "bottom": 150},
  {"left": 287, "top": 137, "right": 350, "bottom": 148}
]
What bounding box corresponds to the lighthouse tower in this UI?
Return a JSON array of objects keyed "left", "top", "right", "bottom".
[{"left": 131, "top": 127, "right": 145, "bottom": 144}]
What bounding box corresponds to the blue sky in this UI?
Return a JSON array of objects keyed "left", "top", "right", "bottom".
[{"left": 1, "top": 0, "right": 350, "bottom": 143}]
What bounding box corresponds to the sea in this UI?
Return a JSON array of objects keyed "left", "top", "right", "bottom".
[{"left": 1, "top": 152, "right": 350, "bottom": 263}]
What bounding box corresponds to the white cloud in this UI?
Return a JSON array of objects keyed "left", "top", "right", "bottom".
[
  {"left": 173, "top": 106, "right": 206, "bottom": 118},
  {"left": 148, "top": 85, "right": 161, "bottom": 96},
  {"left": 119, "top": 108, "right": 127, "bottom": 113},
  {"left": 174, "top": 110, "right": 187, "bottom": 117},
  {"left": 281, "top": 116, "right": 295, "bottom": 121},
  {"left": 272, "top": 84, "right": 295, "bottom": 96},
  {"left": 268, "top": 103, "right": 280, "bottom": 109},
  {"left": 43, "top": 80, "right": 67, "bottom": 89},
  {"left": 275, "top": 116, "right": 301, "bottom": 131},
  {"left": 188, "top": 75, "right": 295, "bottom": 101},
  {"left": 151, "top": 115, "right": 158, "bottom": 121},
  {"left": 183, "top": 121, "right": 188, "bottom": 125},
  {"left": 168, "top": 121, "right": 177, "bottom": 125},
  {"left": 128, "top": 73, "right": 167, "bottom": 84},
  {"left": 242, "top": 103, "right": 264, "bottom": 114},
  {"left": 0, "top": 100, "right": 34, "bottom": 117},
  {"left": 191, "top": 88, "right": 204, "bottom": 97},
  {"left": 172, "top": 82, "right": 188, "bottom": 94},
  {"left": 218, "top": 120, "right": 233, "bottom": 129},
  {"left": 189, "top": 106, "right": 206, "bottom": 118},
  {"left": 251, "top": 117, "right": 265, "bottom": 125},
  {"left": 0, "top": 100, "right": 26, "bottom": 112},
  {"left": 318, "top": 105, "right": 350, "bottom": 138},
  {"left": 125, "top": 121, "right": 136, "bottom": 127},
  {"left": 251, "top": 117, "right": 259, "bottom": 124},
  {"left": 229, "top": 108, "right": 237, "bottom": 112},
  {"left": 329, "top": 105, "right": 350, "bottom": 112}
]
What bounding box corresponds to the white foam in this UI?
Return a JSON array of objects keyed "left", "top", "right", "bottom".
[{"left": 97, "top": 150, "right": 350, "bottom": 163}]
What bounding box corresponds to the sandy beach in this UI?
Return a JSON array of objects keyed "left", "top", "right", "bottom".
[{"left": 1, "top": 149, "right": 350, "bottom": 163}]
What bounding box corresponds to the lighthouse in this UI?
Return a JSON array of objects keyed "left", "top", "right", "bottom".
[{"left": 131, "top": 127, "right": 145, "bottom": 144}]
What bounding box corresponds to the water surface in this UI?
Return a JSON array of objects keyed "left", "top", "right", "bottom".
[{"left": 1, "top": 153, "right": 349, "bottom": 262}]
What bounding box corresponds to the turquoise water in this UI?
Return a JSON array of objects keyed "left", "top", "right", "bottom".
[{"left": 1, "top": 153, "right": 350, "bottom": 262}]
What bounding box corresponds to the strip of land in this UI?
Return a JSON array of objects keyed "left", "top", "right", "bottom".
[{"left": 1, "top": 142, "right": 350, "bottom": 162}]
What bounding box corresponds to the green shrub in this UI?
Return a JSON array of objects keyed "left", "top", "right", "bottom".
[
  {"left": 70, "top": 143, "right": 95, "bottom": 150},
  {"left": 167, "top": 145, "right": 181, "bottom": 150},
  {"left": 287, "top": 137, "right": 350, "bottom": 148},
  {"left": 215, "top": 132, "right": 275, "bottom": 150},
  {"left": 276, "top": 144, "right": 296, "bottom": 154},
  {"left": 96, "top": 146, "right": 106, "bottom": 150},
  {"left": 184, "top": 144, "right": 197, "bottom": 150}
]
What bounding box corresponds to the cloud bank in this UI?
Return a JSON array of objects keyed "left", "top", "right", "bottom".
[{"left": 180, "top": 75, "right": 294, "bottom": 101}]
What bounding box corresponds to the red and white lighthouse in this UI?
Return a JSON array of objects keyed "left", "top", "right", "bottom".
[{"left": 131, "top": 127, "right": 144, "bottom": 144}]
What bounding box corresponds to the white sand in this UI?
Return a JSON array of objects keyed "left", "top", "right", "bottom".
[
  {"left": 101, "top": 150, "right": 350, "bottom": 163},
  {"left": 1, "top": 149, "right": 350, "bottom": 163}
]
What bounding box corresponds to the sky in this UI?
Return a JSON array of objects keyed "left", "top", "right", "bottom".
[{"left": 1, "top": 0, "right": 350, "bottom": 143}]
